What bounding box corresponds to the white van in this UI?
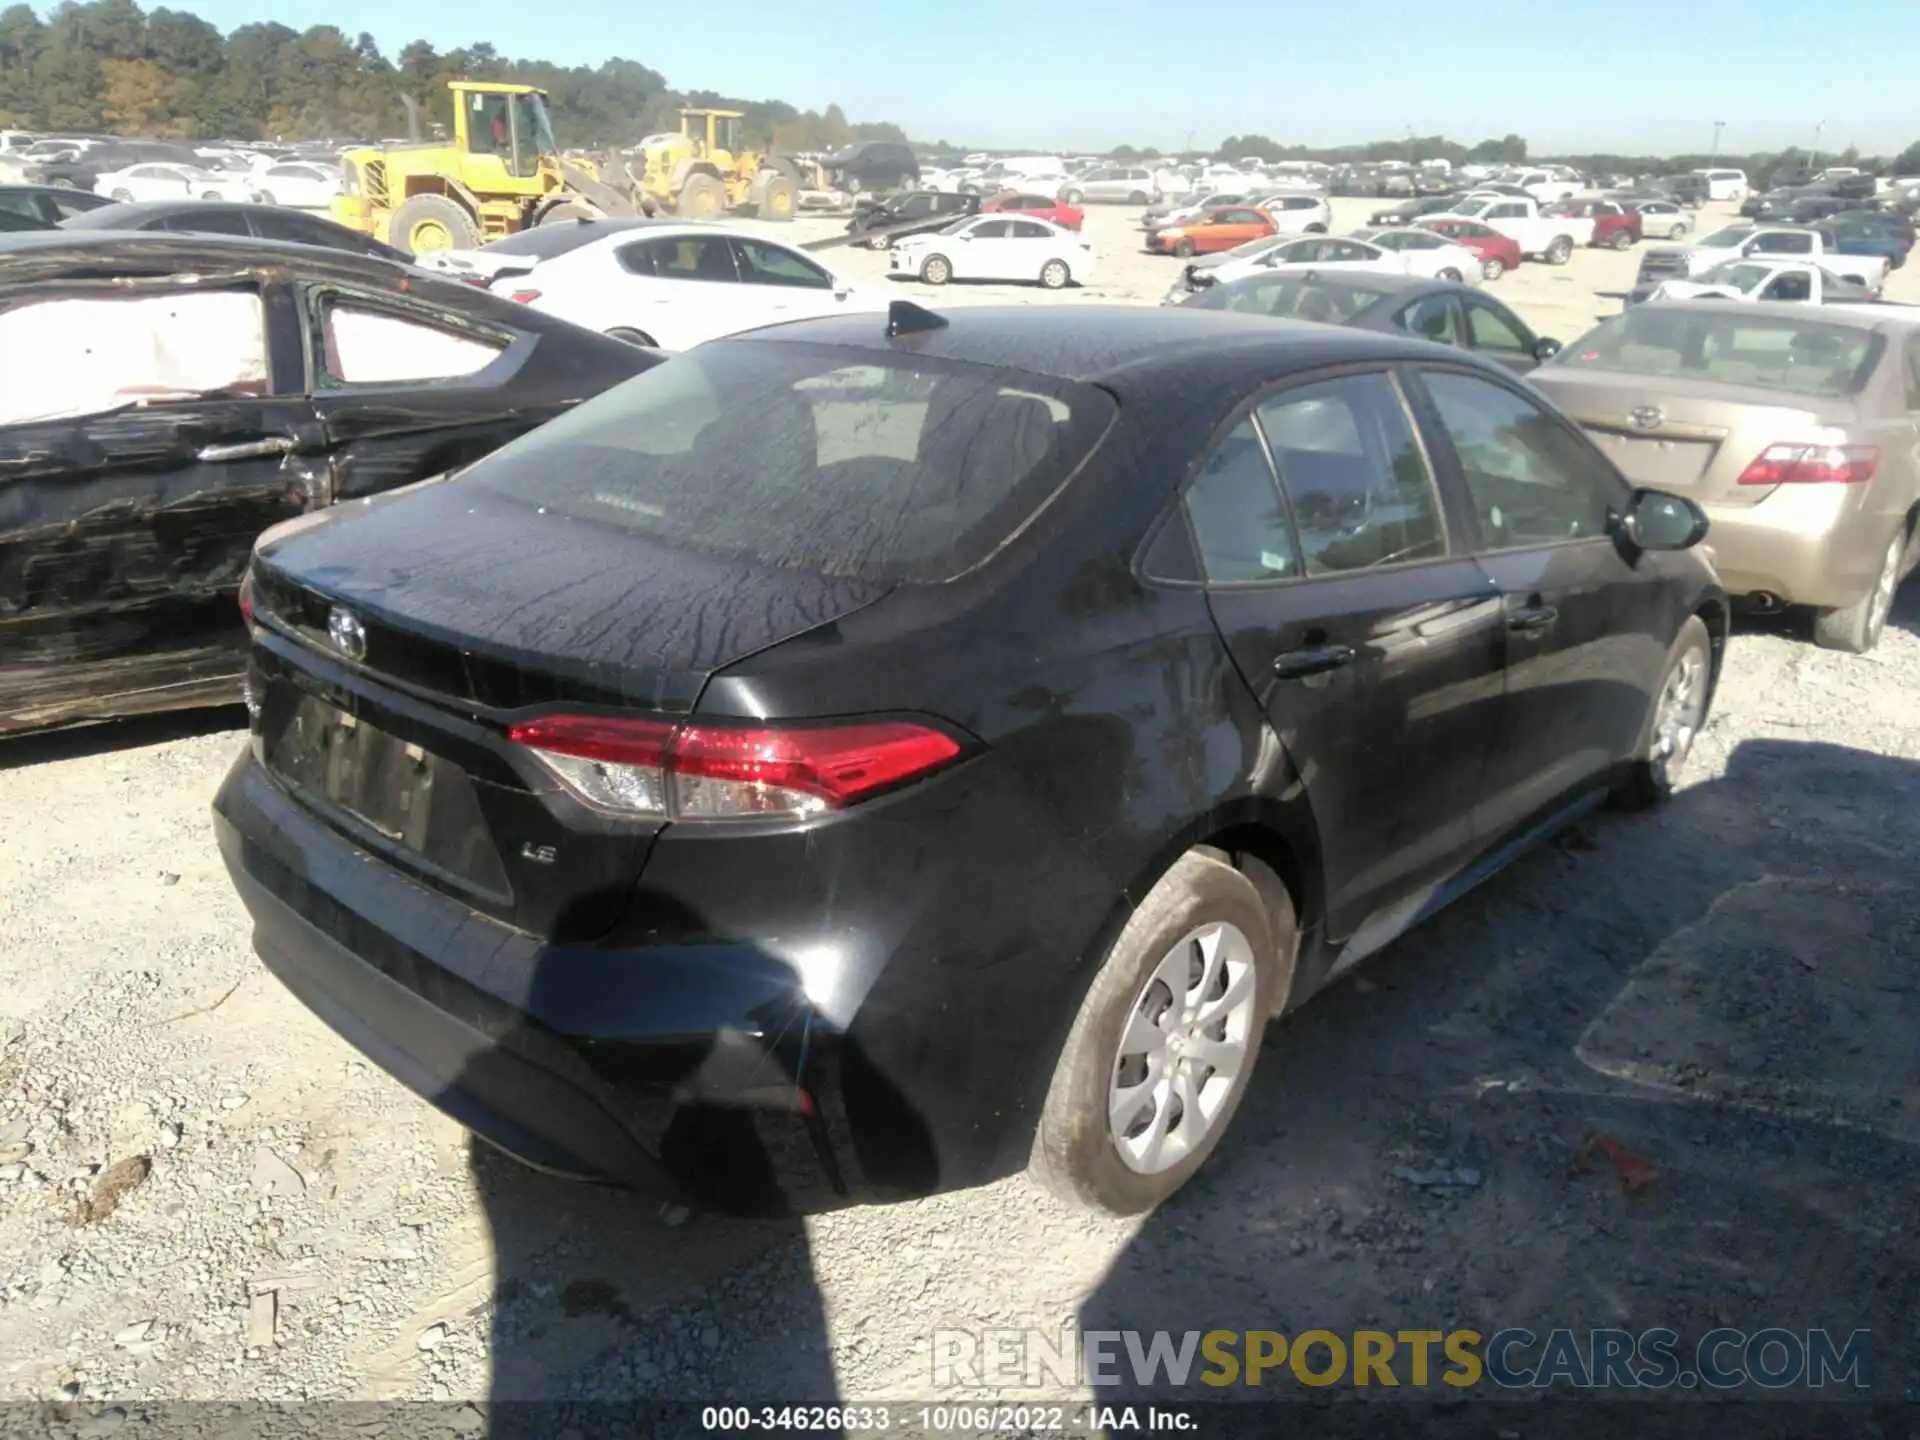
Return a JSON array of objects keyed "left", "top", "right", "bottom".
[{"left": 1692, "top": 168, "right": 1749, "bottom": 201}]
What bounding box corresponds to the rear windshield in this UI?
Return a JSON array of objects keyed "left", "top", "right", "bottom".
[
  {"left": 1549, "top": 308, "right": 1882, "bottom": 397},
  {"left": 1187, "top": 275, "right": 1389, "bottom": 323},
  {"left": 474, "top": 220, "right": 649, "bottom": 259},
  {"left": 457, "top": 340, "right": 1117, "bottom": 583}
]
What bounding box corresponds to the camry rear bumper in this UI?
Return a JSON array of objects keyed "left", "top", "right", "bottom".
[{"left": 212, "top": 751, "right": 857, "bottom": 1214}]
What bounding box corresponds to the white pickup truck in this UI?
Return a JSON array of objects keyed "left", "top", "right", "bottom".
[
  {"left": 1679, "top": 224, "right": 1890, "bottom": 289},
  {"left": 1424, "top": 195, "right": 1592, "bottom": 264},
  {"left": 1644, "top": 258, "right": 1883, "bottom": 304}
]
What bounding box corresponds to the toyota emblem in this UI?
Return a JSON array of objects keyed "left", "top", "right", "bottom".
[
  {"left": 326, "top": 606, "right": 367, "bottom": 663},
  {"left": 1629, "top": 406, "right": 1664, "bottom": 430}
]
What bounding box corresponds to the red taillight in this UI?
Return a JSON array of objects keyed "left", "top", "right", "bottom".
[
  {"left": 508, "top": 289, "right": 541, "bottom": 304},
  {"left": 238, "top": 568, "right": 255, "bottom": 623},
  {"left": 506, "top": 714, "right": 963, "bottom": 820},
  {"left": 1736, "top": 443, "right": 1879, "bottom": 486}
]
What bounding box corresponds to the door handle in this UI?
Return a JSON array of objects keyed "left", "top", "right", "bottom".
[
  {"left": 1506, "top": 604, "right": 1559, "bottom": 633},
  {"left": 1272, "top": 642, "right": 1356, "bottom": 680},
  {"left": 197, "top": 437, "right": 295, "bottom": 463}
]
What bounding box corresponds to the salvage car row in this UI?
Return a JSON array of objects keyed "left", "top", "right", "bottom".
[{"left": 3, "top": 210, "right": 1917, "bottom": 1226}]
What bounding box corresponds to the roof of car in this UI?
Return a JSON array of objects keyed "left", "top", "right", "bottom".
[
  {"left": 1629, "top": 298, "right": 1920, "bottom": 331},
  {"left": 0, "top": 228, "right": 417, "bottom": 289},
  {"left": 61, "top": 199, "right": 284, "bottom": 227},
  {"left": 0, "top": 182, "right": 113, "bottom": 204},
  {"left": 727, "top": 302, "right": 1469, "bottom": 384}
]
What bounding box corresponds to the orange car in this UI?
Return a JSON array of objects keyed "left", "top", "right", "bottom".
[{"left": 1146, "top": 204, "right": 1277, "bottom": 257}]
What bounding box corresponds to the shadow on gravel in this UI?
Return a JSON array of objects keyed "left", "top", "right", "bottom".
[
  {"left": 1080, "top": 739, "right": 1920, "bottom": 1415},
  {"left": 0, "top": 703, "right": 246, "bottom": 771}
]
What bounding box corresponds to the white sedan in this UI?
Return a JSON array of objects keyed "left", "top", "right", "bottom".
[
  {"left": 1203, "top": 234, "right": 1412, "bottom": 287},
  {"left": 465, "top": 223, "right": 877, "bottom": 350},
  {"left": 890, "top": 215, "right": 1095, "bottom": 288},
  {"left": 1349, "top": 227, "right": 1487, "bottom": 283},
  {"left": 253, "top": 161, "right": 340, "bottom": 209},
  {"left": 92, "top": 162, "right": 259, "bottom": 204}
]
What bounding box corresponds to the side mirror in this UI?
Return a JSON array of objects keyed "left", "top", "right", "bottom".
[
  {"left": 1620, "top": 488, "right": 1708, "bottom": 551},
  {"left": 1532, "top": 336, "right": 1563, "bottom": 361}
]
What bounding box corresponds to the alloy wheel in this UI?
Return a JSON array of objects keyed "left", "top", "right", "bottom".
[
  {"left": 1649, "top": 647, "right": 1708, "bottom": 788},
  {"left": 1867, "top": 534, "right": 1903, "bottom": 640},
  {"left": 1107, "top": 921, "right": 1259, "bottom": 1175}
]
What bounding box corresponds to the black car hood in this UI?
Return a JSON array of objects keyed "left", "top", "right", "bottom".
[{"left": 254, "top": 477, "right": 893, "bottom": 713}]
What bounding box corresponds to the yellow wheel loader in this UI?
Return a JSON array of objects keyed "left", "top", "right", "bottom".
[
  {"left": 330, "top": 81, "right": 645, "bottom": 254},
  {"left": 632, "top": 109, "right": 798, "bottom": 222}
]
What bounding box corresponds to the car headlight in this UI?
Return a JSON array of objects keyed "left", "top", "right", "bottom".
[{"left": 1161, "top": 228, "right": 1186, "bottom": 239}]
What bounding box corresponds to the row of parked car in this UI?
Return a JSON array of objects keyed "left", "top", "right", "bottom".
[{"left": 4, "top": 188, "right": 1916, "bottom": 1224}]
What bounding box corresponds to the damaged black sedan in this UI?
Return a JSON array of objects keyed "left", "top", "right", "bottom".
[{"left": 0, "top": 232, "right": 659, "bottom": 735}]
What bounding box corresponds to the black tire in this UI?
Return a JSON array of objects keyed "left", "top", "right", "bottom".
[
  {"left": 756, "top": 175, "right": 796, "bottom": 221},
  {"left": 1174, "top": 237, "right": 1196, "bottom": 258},
  {"left": 258, "top": 191, "right": 276, "bottom": 206},
  {"left": 605, "top": 327, "right": 657, "bottom": 347},
  {"left": 1610, "top": 228, "right": 1635, "bottom": 250},
  {"left": 1062, "top": 188, "right": 1084, "bottom": 206},
  {"left": 1482, "top": 257, "right": 1506, "bottom": 280},
  {"left": 1812, "top": 528, "right": 1907, "bottom": 654},
  {"left": 1039, "top": 258, "right": 1070, "bottom": 289},
  {"left": 110, "top": 188, "right": 133, "bottom": 203},
  {"left": 1437, "top": 267, "right": 1463, "bottom": 283},
  {"left": 867, "top": 233, "right": 890, "bottom": 250},
  {"left": 1128, "top": 190, "right": 1149, "bottom": 205},
  {"left": 1613, "top": 616, "right": 1714, "bottom": 811},
  {"left": 390, "top": 193, "right": 482, "bottom": 254},
  {"left": 675, "top": 172, "right": 725, "bottom": 219},
  {"left": 1546, "top": 235, "right": 1574, "bottom": 265},
  {"left": 1669, "top": 224, "right": 1687, "bottom": 240},
  {"left": 202, "top": 190, "right": 224, "bottom": 202},
  {"left": 1029, "top": 850, "right": 1290, "bottom": 1215},
  {"left": 919, "top": 254, "right": 952, "bottom": 285},
  {"left": 1305, "top": 223, "right": 1327, "bottom": 234}
]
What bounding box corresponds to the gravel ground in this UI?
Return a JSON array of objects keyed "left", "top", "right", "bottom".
[{"left": 1, "top": 196, "right": 1917, "bottom": 1414}]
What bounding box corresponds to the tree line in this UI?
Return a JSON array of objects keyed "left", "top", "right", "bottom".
[{"left": 0, "top": 0, "right": 908, "bottom": 150}]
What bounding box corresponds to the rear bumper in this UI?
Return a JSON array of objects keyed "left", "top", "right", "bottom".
[
  {"left": 1700, "top": 486, "right": 1903, "bottom": 610},
  {"left": 213, "top": 752, "right": 859, "bottom": 1213}
]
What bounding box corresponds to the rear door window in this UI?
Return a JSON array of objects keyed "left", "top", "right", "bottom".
[
  {"left": 1462, "top": 297, "right": 1533, "bottom": 357},
  {"left": 641, "top": 234, "right": 740, "bottom": 282},
  {"left": 458, "top": 342, "right": 1117, "bottom": 583},
  {"left": 318, "top": 299, "right": 506, "bottom": 385},
  {"left": 1255, "top": 372, "right": 1446, "bottom": 574},
  {"left": 1173, "top": 420, "right": 1299, "bottom": 583}
]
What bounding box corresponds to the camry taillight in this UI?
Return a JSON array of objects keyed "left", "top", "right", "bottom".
[
  {"left": 1736, "top": 443, "right": 1879, "bottom": 486},
  {"left": 508, "top": 289, "right": 541, "bottom": 304},
  {"left": 507, "top": 715, "right": 963, "bottom": 820}
]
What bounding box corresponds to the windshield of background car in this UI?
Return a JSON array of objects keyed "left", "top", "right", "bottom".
[
  {"left": 458, "top": 341, "right": 1118, "bottom": 583},
  {"left": 1697, "top": 262, "right": 1773, "bottom": 290},
  {"left": 1701, "top": 225, "right": 1754, "bottom": 246},
  {"left": 1187, "top": 275, "right": 1389, "bottom": 322},
  {"left": 1549, "top": 308, "right": 1881, "bottom": 398},
  {"left": 475, "top": 222, "right": 645, "bottom": 259}
]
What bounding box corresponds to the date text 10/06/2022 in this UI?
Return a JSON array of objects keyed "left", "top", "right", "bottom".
[{"left": 701, "top": 1405, "right": 1197, "bottom": 1432}]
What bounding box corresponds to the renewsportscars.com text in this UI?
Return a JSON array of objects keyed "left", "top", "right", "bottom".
[{"left": 932, "top": 1327, "right": 1873, "bottom": 1391}]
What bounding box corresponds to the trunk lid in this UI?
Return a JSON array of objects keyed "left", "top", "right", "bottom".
[
  {"left": 247, "top": 479, "right": 892, "bottom": 939},
  {"left": 1536, "top": 368, "right": 1854, "bottom": 507}
]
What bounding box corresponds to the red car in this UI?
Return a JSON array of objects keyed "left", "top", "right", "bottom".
[
  {"left": 983, "top": 191, "right": 1084, "bottom": 231},
  {"left": 1419, "top": 217, "right": 1524, "bottom": 280},
  {"left": 1546, "top": 198, "right": 1644, "bottom": 250}
]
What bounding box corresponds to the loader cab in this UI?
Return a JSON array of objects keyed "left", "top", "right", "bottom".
[
  {"left": 680, "top": 108, "right": 743, "bottom": 162},
  {"left": 453, "top": 84, "right": 558, "bottom": 182}
]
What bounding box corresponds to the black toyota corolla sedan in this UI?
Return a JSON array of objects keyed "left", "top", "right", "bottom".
[{"left": 213, "top": 302, "right": 1725, "bottom": 1217}]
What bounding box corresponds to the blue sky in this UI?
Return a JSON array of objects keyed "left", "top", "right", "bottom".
[{"left": 179, "top": 0, "right": 1920, "bottom": 155}]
